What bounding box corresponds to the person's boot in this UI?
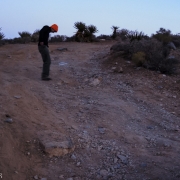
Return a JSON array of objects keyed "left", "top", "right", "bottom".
[{"left": 41, "top": 75, "right": 52, "bottom": 81}]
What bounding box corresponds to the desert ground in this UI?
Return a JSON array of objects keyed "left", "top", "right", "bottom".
[{"left": 0, "top": 41, "right": 180, "bottom": 180}]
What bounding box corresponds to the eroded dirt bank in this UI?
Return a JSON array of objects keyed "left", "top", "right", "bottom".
[{"left": 0, "top": 42, "right": 180, "bottom": 180}]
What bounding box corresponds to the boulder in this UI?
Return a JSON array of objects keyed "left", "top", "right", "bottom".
[{"left": 40, "top": 139, "right": 75, "bottom": 157}]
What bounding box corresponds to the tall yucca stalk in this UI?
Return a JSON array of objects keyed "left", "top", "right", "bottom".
[{"left": 111, "top": 26, "right": 119, "bottom": 39}]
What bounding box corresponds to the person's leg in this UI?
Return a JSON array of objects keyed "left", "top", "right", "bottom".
[{"left": 38, "top": 46, "right": 51, "bottom": 79}]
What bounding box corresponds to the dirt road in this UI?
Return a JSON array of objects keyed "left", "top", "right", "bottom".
[{"left": 0, "top": 42, "right": 180, "bottom": 180}]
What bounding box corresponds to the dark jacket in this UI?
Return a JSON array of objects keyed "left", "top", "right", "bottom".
[{"left": 38, "top": 26, "right": 51, "bottom": 47}]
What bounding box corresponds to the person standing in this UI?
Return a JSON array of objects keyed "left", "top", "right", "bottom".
[{"left": 38, "top": 24, "right": 58, "bottom": 80}]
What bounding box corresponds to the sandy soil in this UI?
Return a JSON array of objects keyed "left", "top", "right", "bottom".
[{"left": 0, "top": 41, "right": 180, "bottom": 180}]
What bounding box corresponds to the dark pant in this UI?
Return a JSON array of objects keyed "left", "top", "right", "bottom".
[{"left": 38, "top": 45, "right": 51, "bottom": 77}]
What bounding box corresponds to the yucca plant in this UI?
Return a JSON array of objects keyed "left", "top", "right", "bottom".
[
  {"left": 85, "top": 25, "right": 98, "bottom": 42},
  {"left": 74, "top": 22, "right": 86, "bottom": 38},
  {"left": 0, "top": 27, "right": 5, "bottom": 40},
  {"left": 111, "top": 26, "right": 119, "bottom": 39},
  {"left": 126, "top": 31, "right": 145, "bottom": 42}
]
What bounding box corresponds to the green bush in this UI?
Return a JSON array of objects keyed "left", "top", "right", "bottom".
[
  {"left": 152, "top": 28, "right": 172, "bottom": 44},
  {"left": 132, "top": 51, "right": 146, "bottom": 66}
]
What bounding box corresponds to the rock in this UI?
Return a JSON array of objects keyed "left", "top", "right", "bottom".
[
  {"left": 100, "top": 169, "right": 108, "bottom": 178},
  {"left": 114, "top": 157, "right": 118, "bottom": 163},
  {"left": 90, "top": 77, "right": 102, "bottom": 86},
  {"left": 4, "top": 118, "right": 13, "bottom": 123},
  {"left": 40, "top": 139, "right": 75, "bottom": 157},
  {"left": 140, "top": 162, "right": 147, "bottom": 168},
  {"left": 14, "top": 95, "right": 22, "bottom": 99},
  {"left": 71, "top": 154, "right": 76, "bottom": 160},
  {"left": 117, "top": 154, "right": 128, "bottom": 164},
  {"left": 59, "top": 62, "right": 68, "bottom": 66},
  {"left": 167, "top": 42, "right": 176, "bottom": 50},
  {"left": 98, "top": 145, "right": 103, "bottom": 151},
  {"left": 76, "top": 162, "right": 81, "bottom": 166},
  {"left": 33, "top": 175, "right": 38, "bottom": 179},
  {"left": 113, "top": 164, "right": 121, "bottom": 169},
  {"left": 147, "top": 126, "right": 154, "bottom": 130},
  {"left": 98, "top": 127, "right": 105, "bottom": 134},
  {"left": 111, "top": 66, "right": 123, "bottom": 73},
  {"left": 57, "top": 48, "right": 68, "bottom": 51},
  {"left": 59, "top": 175, "right": 64, "bottom": 179}
]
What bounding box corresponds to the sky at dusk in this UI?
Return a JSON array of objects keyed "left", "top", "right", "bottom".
[{"left": 1, "top": 0, "right": 180, "bottom": 39}]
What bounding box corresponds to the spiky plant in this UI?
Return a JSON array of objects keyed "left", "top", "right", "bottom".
[
  {"left": 74, "top": 22, "right": 86, "bottom": 36},
  {"left": 111, "top": 26, "right": 119, "bottom": 39},
  {"left": 87, "top": 25, "right": 98, "bottom": 34},
  {"left": 85, "top": 25, "right": 98, "bottom": 42},
  {"left": 126, "top": 31, "right": 145, "bottom": 42},
  {"left": 0, "top": 27, "right": 5, "bottom": 40}
]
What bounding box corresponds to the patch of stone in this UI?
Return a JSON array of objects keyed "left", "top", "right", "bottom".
[
  {"left": 33, "top": 175, "right": 38, "bottom": 179},
  {"left": 111, "top": 66, "right": 123, "bottom": 73},
  {"left": 98, "top": 127, "right": 106, "bottom": 134},
  {"left": 14, "top": 95, "right": 22, "bottom": 99},
  {"left": 4, "top": 114, "right": 13, "bottom": 123},
  {"left": 40, "top": 139, "right": 75, "bottom": 157},
  {"left": 57, "top": 48, "right": 68, "bottom": 51}
]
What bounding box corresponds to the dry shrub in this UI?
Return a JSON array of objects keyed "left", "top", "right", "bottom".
[
  {"left": 110, "top": 38, "right": 179, "bottom": 74},
  {"left": 132, "top": 51, "right": 146, "bottom": 66}
]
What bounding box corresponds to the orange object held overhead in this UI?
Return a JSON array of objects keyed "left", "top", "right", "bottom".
[{"left": 51, "top": 24, "right": 58, "bottom": 32}]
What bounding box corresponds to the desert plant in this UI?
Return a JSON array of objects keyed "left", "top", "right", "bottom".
[
  {"left": 111, "top": 26, "right": 119, "bottom": 39},
  {"left": 97, "top": 34, "right": 111, "bottom": 40},
  {"left": 18, "top": 31, "right": 31, "bottom": 38},
  {"left": 152, "top": 28, "right": 172, "bottom": 44},
  {"left": 132, "top": 51, "right": 146, "bottom": 66},
  {"left": 110, "top": 38, "right": 178, "bottom": 74},
  {"left": 126, "top": 30, "right": 146, "bottom": 42},
  {"left": 74, "top": 22, "right": 86, "bottom": 41},
  {"left": 74, "top": 22, "right": 98, "bottom": 42},
  {"left": 31, "top": 29, "right": 40, "bottom": 42},
  {"left": 84, "top": 25, "right": 98, "bottom": 42},
  {"left": 116, "top": 29, "right": 130, "bottom": 41},
  {"left": 0, "top": 27, "right": 5, "bottom": 40},
  {"left": 65, "top": 35, "right": 76, "bottom": 42},
  {"left": 50, "top": 35, "right": 67, "bottom": 42},
  {"left": 18, "top": 31, "right": 31, "bottom": 43}
]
